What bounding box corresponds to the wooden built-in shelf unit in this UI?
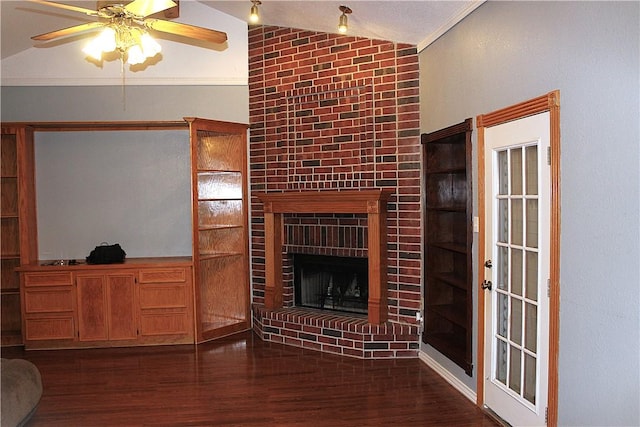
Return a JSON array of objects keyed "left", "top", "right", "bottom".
[
  {"left": 1, "top": 119, "right": 250, "bottom": 348},
  {"left": 421, "top": 118, "right": 473, "bottom": 375}
]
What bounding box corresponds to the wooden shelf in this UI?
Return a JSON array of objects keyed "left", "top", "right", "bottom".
[
  {"left": 422, "top": 118, "right": 473, "bottom": 376},
  {"left": 425, "top": 205, "right": 466, "bottom": 212},
  {"left": 424, "top": 167, "right": 467, "bottom": 175},
  {"left": 428, "top": 242, "right": 467, "bottom": 254},
  {"left": 198, "top": 252, "right": 243, "bottom": 260},
  {"left": 429, "top": 272, "right": 467, "bottom": 291},
  {"left": 430, "top": 304, "right": 467, "bottom": 328},
  {"left": 198, "top": 224, "right": 243, "bottom": 231}
]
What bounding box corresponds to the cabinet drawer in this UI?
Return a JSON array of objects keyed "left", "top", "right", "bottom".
[
  {"left": 139, "top": 268, "right": 187, "bottom": 284},
  {"left": 139, "top": 284, "right": 188, "bottom": 309},
  {"left": 25, "top": 316, "right": 75, "bottom": 340},
  {"left": 24, "top": 272, "right": 73, "bottom": 287},
  {"left": 139, "top": 312, "right": 190, "bottom": 336},
  {"left": 24, "top": 288, "right": 74, "bottom": 313}
]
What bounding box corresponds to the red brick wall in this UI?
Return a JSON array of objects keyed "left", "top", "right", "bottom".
[{"left": 249, "top": 26, "right": 422, "bottom": 325}]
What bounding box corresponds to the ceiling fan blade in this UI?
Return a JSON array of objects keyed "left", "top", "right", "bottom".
[
  {"left": 32, "top": 22, "right": 105, "bottom": 41},
  {"left": 29, "top": 0, "right": 98, "bottom": 16},
  {"left": 145, "top": 19, "right": 227, "bottom": 44},
  {"left": 125, "top": 0, "right": 177, "bottom": 18}
]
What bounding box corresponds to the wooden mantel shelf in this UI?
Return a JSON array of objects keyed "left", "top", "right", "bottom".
[
  {"left": 257, "top": 189, "right": 394, "bottom": 214},
  {"left": 256, "top": 190, "right": 393, "bottom": 325}
]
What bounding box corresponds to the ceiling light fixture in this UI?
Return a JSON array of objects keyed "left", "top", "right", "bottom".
[
  {"left": 249, "top": 0, "right": 262, "bottom": 24},
  {"left": 338, "top": 5, "right": 352, "bottom": 34},
  {"left": 82, "top": 20, "right": 161, "bottom": 66}
]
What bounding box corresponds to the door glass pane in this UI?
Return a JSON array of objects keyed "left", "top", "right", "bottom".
[
  {"left": 498, "top": 150, "right": 508, "bottom": 195},
  {"left": 524, "top": 353, "right": 537, "bottom": 404},
  {"left": 509, "top": 346, "right": 522, "bottom": 394},
  {"left": 496, "top": 338, "right": 508, "bottom": 385},
  {"left": 525, "top": 251, "right": 538, "bottom": 301},
  {"left": 525, "top": 145, "right": 538, "bottom": 195},
  {"left": 525, "top": 302, "right": 537, "bottom": 352},
  {"left": 498, "top": 292, "right": 508, "bottom": 338},
  {"left": 498, "top": 199, "right": 508, "bottom": 243},
  {"left": 498, "top": 246, "right": 508, "bottom": 290},
  {"left": 510, "top": 297, "right": 522, "bottom": 345},
  {"left": 510, "top": 148, "right": 523, "bottom": 195},
  {"left": 511, "top": 249, "right": 523, "bottom": 296},
  {"left": 526, "top": 199, "right": 538, "bottom": 248},
  {"left": 511, "top": 199, "right": 523, "bottom": 245}
]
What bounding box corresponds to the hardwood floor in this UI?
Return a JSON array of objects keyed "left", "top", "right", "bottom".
[{"left": 2, "top": 331, "right": 498, "bottom": 426}]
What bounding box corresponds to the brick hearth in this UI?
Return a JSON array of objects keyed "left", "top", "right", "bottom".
[{"left": 253, "top": 306, "right": 419, "bottom": 359}]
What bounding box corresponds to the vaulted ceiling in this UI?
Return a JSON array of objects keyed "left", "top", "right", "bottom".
[{"left": 1, "top": 1, "right": 484, "bottom": 60}]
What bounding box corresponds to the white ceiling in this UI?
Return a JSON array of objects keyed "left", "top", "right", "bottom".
[{"left": 1, "top": 0, "right": 484, "bottom": 60}]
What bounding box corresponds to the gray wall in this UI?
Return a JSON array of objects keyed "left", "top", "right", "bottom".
[
  {"left": 419, "top": 1, "right": 639, "bottom": 425},
  {"left": 1, "top": 85, "right": 249, "bottom": 123},
  {"left": 35, "top": 130, "right": 191, "bottom": 260}
]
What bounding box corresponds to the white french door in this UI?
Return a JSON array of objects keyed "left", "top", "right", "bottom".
[{"left": 483, "top": 112, "right": 550, "bottom": 426}]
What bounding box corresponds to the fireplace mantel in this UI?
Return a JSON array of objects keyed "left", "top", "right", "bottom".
[{"left": 256, "top": 189, "right": 393, "bottom": 324}]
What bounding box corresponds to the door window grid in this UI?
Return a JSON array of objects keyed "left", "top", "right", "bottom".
[{"left": 494, "top": 143, "right": 540, "bottom": 407}]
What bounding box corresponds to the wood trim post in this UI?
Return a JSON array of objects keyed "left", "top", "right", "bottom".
[
  {"left": 367, "top": 200, "right": 388, "bottom": 324},
  {"left": 263, "top": 207, "right": 283, "bottom": 310}
]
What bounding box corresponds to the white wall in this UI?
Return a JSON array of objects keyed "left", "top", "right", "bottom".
[{"left": 419, "top": 1, "right": 639, "bottom": 425}]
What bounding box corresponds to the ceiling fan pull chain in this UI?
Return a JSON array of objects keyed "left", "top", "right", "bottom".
[{"left": 121, "top": 56, "right": 127, "bottom": 111}]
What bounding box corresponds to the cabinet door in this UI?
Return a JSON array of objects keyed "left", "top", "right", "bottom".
[
  {"left": 76, "top": 274, "right": 108, "bottom": 341},
  {"left": 106, "top": 272, "right": 137, "bottom": 340}
]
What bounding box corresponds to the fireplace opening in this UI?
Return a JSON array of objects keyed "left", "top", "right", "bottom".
[{"left": 293, "top": 254, "right": 368, "bottom": 315}]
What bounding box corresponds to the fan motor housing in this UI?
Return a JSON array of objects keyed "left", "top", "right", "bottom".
[{"left": 96, "top": 1, "right": 179, "bottom": 18}]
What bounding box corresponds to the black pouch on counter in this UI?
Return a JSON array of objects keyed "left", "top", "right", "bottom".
[{"left": 86, "top": 243, "right": 126, "bottom": 264}]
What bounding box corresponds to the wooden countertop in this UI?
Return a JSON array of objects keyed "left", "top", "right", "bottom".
[{"left": 16, "top": 256, "right": 193, "bottom": 272}]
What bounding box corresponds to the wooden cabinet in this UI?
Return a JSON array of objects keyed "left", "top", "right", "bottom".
[
  {"left": 138, "top": 267, "right": 192, "bottom": 341},
  {"left": 421, "top": 118, "right": 473, "bottom": 376},
  {"left": 18, "top": 259, "right": 193, "bottom": 349},
  {"left": 22, "top": 271, "right": 75, "bottom": 344},
  {"left": 188, "top": 118, "right": 251, "bottom": 343},
  {"left": 76, "top": 271, "right": 137, "bottom": 342},
  {"left": 1, "top": 126, "right": 37, "bottom": 346}
]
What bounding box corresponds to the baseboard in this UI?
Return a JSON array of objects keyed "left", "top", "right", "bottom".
[{"left": 418, "top": 350, "right": 477, "bottom": 403}]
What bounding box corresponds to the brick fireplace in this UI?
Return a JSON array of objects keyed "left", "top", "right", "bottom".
[{"left": 249, "top": 25, "right": 422, "bottom": 358}]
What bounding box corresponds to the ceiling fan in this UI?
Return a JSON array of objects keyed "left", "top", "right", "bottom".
[{"left": 30, "top": 0, "right": 228, "bottom": 65}]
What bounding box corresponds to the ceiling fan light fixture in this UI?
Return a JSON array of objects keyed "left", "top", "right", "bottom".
[
  {"left": 249, "top": 0, "right": 261, "bottom": 24},
  {"left": 126, "top": 44, "right": 146, "bottom": 65},
  {"left": 338, "top": 5, "right": 352, "bottom": 34},
  {"left": 140, "top": 32, "right": 161, "bottom": 57},
  {"left": 82, "top": 26, "right": 117, "bottom": 60}
]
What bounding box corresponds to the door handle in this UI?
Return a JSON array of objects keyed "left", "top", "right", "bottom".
[{"left": 482, "top": 280, "right": 492, "bottom": 291}]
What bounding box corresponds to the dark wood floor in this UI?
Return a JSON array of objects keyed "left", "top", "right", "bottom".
[{"left": 2, "top": 331, "right": 498, "bottom": 426}]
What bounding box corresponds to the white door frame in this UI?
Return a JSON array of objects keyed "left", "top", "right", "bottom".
[{"left": 476, "top": 91, "right": 561, "bottom": 426}]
